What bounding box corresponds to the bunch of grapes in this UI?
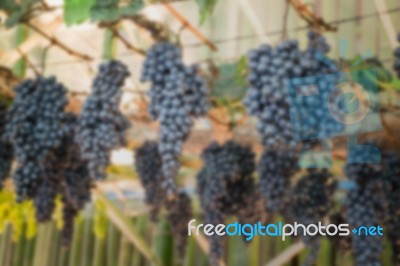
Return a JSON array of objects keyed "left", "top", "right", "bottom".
[
  {"left": 0, "top": 102, "right": 13, "bottom": 188},
  {"left": 259, "top": 149, "right": 298, "bottom": 214},
  {"left": 4, "top": 77, "right": 68, "bottom": 201},
  {"left": 165, "top": 192, "right": 192, "bottom": 258},
  {"left": 134, "top": 141, "right": 192, "bottom": 258},
  {"left": 381, "top": 151, "right": 400, "bottom": 265},
  {"left": 33, "top": 113, "right": 92, "bottom": 243},
  {"left": 345, "top": 181, "right": 384, "bottom": 266},
  {"left": 344, "top": 147, "right": 386, "bottom": 266},
  {"left": 134, "top": 141, "right": 166, "bottom": 220},
  {"left": 244, "top": 36, "right": 338, "bottom": 149},
  {"left": 141, "top": 42, "right": 210, "bottom": 193},
  {"left": 394, "top": 32, "right": 400, "bottom": 77},
  {"left": 290, "top": 168, "right": 336, "bottom": 266},
  {"left": 77, "top": 60, "right": 131, "bottom": 180},
  {"left": 196, "top": 141, "right": 256, "bottom": 265}
]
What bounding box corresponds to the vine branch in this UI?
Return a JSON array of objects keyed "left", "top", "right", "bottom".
[
  {"left": 162, "top": 0, "right": 218, "bottom": 51},
  {"left": 25, "top": 22, "right": 93, "bottom": 61},
  {"left": 288, "top": 0, "right": 337, "bottom": 32},
  {"left": 109, "top": 27, "right": 146, "bottom": 56},
  {"left": 16, "top": 48, "right": 41, "bottom": 76}
]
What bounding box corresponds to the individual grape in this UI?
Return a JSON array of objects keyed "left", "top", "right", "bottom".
[
  {"left": 141, "top": 42, "right": 210, "bottom": 193},
  {"left": 259, "top": 149, "right": 298, "bottom": 214},
  {"left": 76, "top": 60, "right": 131, "bottom": 180},
  {"left": 134, "top": 141, "right": 166, "bottom": 220},
  {"left": 0, "top": 102, "right": 13, "bottom": 188},
  {"left": 290, "top": 168, "right": 336, "bottom": 266},
  {"left": 196, "top": 141, "right": 256, "bottom": 265},
  {"left": 4, "top": 77, "right": 68, "bottom": 201}
]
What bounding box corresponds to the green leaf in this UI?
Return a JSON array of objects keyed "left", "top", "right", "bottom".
[
  {"left": 64, "top": 0, "right": 96, "bottom": 26},
  {"left": 119, "top": 0, "right": 144, "bottom": 17},
  {"left": 0, "top": 0, "right": 18, "bottom": 14},
  {"left": 91, "top": 0, "right": 120, "bottom": 22},
  {"left": 1, "top": 0, "right": 39, "bottom": 27},
  {"left": 90, "top": 0, "right": 144, "bottom": 23},
  {"left": 195, "top": 0, "right": 217, "bottom": 25},
  {"left": 391, "top": 79, "right": 400, "bottom": 92},
  {"left": 212, "top": 60, "right": 248, "bottom": 102}
]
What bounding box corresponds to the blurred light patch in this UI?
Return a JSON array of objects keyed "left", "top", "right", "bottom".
[{"left": 111, "top": 148, "right": 134, "bottom": 165}]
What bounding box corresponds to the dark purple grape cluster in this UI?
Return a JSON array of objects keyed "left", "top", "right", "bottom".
[
  {"left": 33, "top": 113, "right": 92, "bottom": 243},
  {"left": 141, "top": 42, "right": 210, "bottom": 193},
  {"left": 259, "top": 149, "right": 298, "bottom": 214},
  {"left": 134, "top": 141, "right": 192, "bottom": 258},
  {"left": 196, "top": 141, "right": 256, "bottom": 265},
  {"left": 394, "top": 32, "right": 400, "bottom": 77},
  {"left": 165, "top": 192, "right": 192, "bottom": 258},
  {"left": 381, "top": 151, "right": 400, "bottom": 265},
  {"left": 345, "top": 180, "right": 384, "bottom": 266},
  {"left": 290, "top": 168, "right": 336, "bottom": 266},
  {"left": 244, "top": 33, "right": 340, "bottom": 149},
  {"left": 134, "top": 141, "right": 166, "bottom": 220},
  {"left": 76, "top": 60, "right": 131, "bottom": 180},
  {"left": 0, "top": 102, "right": 13, "bottom": 188},
  {"left": 4, "top": 77, "right": 68, "bottom": 200}
]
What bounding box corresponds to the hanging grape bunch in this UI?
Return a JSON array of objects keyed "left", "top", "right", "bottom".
[
  {"left": 165, "top": 192, "right": 192, "bottom": 258},
  {"left": 258, "top": 149, "right": 298, "bottom": 214},
  {"left": 344, "top": 146, "right": 386, "bottom": 266},
  {"left": 4, "top": 77, "right": 68, "bottom": 201},
  {"left": 76, "top": 60, "right": 131, "bottom": 180},
  {"left": 381, "top": 151, "right": 400, "bottom": 265},
  {"left": 197, "top": 141, "right": 256, "bottom": 265},
  {"left": 135, "top": 141, "right": 192, "bottom": 258},
  {"left": 134, "top": 141, "right": 166, "bottom": 220},
  {"left": 394, "top": 32, "right": 400, "bottom": 77},
  {"left": 290, "top": 168, "right": 336, "bottom": 266},
  {"left": 141, "top": 42, "right": 210, "bottom": 193},
  {"left": 0, "top": 102, "right": 13, "bottom": 188},
  {"left": 345, "top": 181, "right": 384, "bottom": 266},
  {"left": 244, "top": 32, "right": 339, "bottom": 148},
  {"left": 33, "top": 112, "right": 92, "bottom": 244}
]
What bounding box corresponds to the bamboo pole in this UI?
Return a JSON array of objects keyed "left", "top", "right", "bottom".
[
  {"left": 107, "top": 222, "right": 120, "bottom": 266},
  {"left": 373, "top": 0, "right": 398, "bottom": 49},
  {"left": 93, "top": 189, "right": 158, "bottom": 265},
  {"left": 68, "top": 218, "right": 84, "bottom": 266},
  {"left": 80, "top": 215, "right": 94, "bottom": 266},
  {"left": 266, "top": 242, "right": 305, "bottom": 266},
  {"left": 92, "top": 237, "right": 106, "bottom": 266}
]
